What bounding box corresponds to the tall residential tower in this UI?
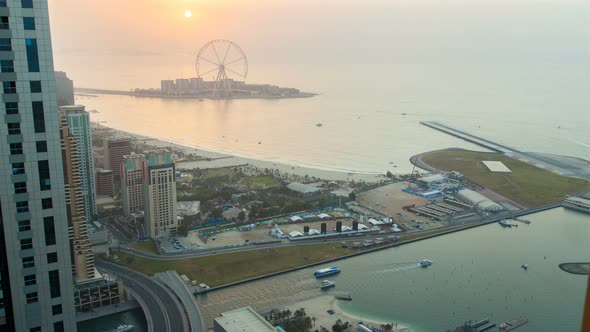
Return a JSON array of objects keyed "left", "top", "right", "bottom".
[
  {"left": 0, "top": 0, "right": 77, "bottom": 330},
  {"left": 59, "top": 105, "right": 97, "bottom": 223}
]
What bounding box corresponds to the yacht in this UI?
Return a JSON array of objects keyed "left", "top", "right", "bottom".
[
  {"left": 499, "top": 219, "right": 513, "bottom": 227},
  {"left": 314, "top": 266, "right": 341, "bottom": 278},
  {"left": 320, "top": 280, "right": 335, "bottom": 289},
  {"left": 419, "top": 259, "right": 433, "bottom": 267}
]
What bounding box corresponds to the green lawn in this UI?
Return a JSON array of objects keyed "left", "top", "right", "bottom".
[
  {"left": 111, "top": 243, "right": 354, "bottom": 287},
  {"left": 241, "top": 175, "right": 280, "bottom": 188},
  {"left": 421, "top": 150, "right": 589, "bottom": 208},
  {"left": 201, "top": 168, "right": 238, "bottom": 181},
  {"left": 128, "top": 240, "right": 159, "bottom": 254}
]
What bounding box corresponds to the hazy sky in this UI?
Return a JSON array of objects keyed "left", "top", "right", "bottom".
[{"left": 48, "top": 0, "right": 589, "bottom": 89}]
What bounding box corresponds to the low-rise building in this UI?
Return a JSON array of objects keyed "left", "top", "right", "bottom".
[
  {"left": 214, "top": 307, "right": 285, "bottom": 332},
  {"left": 73, "top": 275, "right": 125, "bottom": 312}
]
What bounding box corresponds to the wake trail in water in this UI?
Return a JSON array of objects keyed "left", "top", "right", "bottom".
[{"left": 373, "top": 263, "right": 421, "bottom": 274}]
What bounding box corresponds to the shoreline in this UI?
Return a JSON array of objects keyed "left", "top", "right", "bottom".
[
  {"left": 280, "top": 295, "right": 411, "bottom": 332},
  {"left": 93, "top": 122, "right": 389, "bottom": 182}
]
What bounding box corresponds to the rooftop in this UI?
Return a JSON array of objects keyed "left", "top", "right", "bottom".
[{"left": 215, "top": 306, "right": 284, "bottom": 332}]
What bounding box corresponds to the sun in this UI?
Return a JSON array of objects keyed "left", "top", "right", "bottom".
[{"left": 184, "top": 10, "right": 192, "bottom": 18}]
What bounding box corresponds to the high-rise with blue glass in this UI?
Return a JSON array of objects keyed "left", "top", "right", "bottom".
[{"left": 0, "top": 0, "right": 77, "bottom": 331}]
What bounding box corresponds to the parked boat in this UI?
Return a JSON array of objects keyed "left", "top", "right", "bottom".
[
  {"left": 499, "top": 317, "right": 528, "bottom": 331},
  {"left": 499, "top": 219, "right": 513, "bottom": 227},
  {"left": 335, "top": 294, "right": 352, "bottom": 301},
  {"left": 314, "top": 266, "right": 341, "bottom": 278},
  {"left": 419, "top": 259, "right": 433, "bottom": 267},
  {"left": 521, "top": 264, "right": 528, "bottom": 270},
  {"left": 320, "top": 280, "right": 335, "bottom": 289}
]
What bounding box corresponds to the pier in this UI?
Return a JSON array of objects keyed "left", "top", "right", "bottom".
[
  {"left": 420, "top": 121, "right": 590, "bottom": 181},
  {"left": 511, "top": 217, "right": 531, "bottom": 225}
]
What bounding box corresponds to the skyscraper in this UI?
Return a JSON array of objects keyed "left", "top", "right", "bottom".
[
  {"left": 106, "top": 137, "right": 131, "bottom": 180},
  {"left": 59, "top": 105, "right": 97, "bottom": 224},
  {"left": 0, "top": 0, "right": 77, "bottom": 330},
  {"left": 120, "top": 152, "right": 178, "bottom": 238},
  {"left": 144, "top": 151, "right": 178, "bottom": 238},
  {"left": 121, "top": 154, "right": 145, "bottom": 215},
  {"left": 54, "top": 71, "right": 74, "bottom": 106}
]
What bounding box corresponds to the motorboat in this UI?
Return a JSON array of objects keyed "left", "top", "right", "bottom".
[
  {"left": 419, "top": 259, "right": 433, "bottom": 267},
  {"left": 320, "top": 280, "right": 335, "bottom": 289},
  {"left": 103, "top": 325, "right": 134, "bottom": 332},
  {"left": 314, "top": 266, "right": 341, "bottom": 278},
  {"left": 522, "top": 264, "right": 528, "bottom": 270},
  {"left": 499, "top": 219, "right": 513, "bottom": 227}
]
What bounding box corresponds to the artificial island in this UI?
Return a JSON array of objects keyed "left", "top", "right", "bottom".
[{"left": 78, "top": 40, "right": 316, "bottom": 100}]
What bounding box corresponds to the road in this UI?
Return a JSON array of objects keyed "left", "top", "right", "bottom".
[
  {"left": 115, "top": 201, "right": 561, "bottom": 262},
  {"left": 96, "top": 261, "right": 189, "bottom": 332}
]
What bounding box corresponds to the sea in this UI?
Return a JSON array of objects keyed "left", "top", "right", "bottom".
[
  {"left": 78, "top": 61, "right": 589, "bottom": 331},
  {"left": 79, "top": 62, "right": 589, "bottom": 176}
]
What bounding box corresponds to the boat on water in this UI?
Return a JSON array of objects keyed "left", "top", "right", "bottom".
[
  {"left": 499, "top": 219, "right": 513, "bottom": 227},
  {"left": 314, "top": 266, "right": 341, "bottom": 278},
  {"left": 103, "top": 325, "right": 134, "bottom": 332},
  {"left": 320, "top": 280, "right": 335, "bottom": 289},
  {"left": 521, "top": 264, "right": 528, "bottom": 270},
  {"left": 419, "top": 259, "right": 433, "bottom": 267},
  {"left": 498, "top": 317, "right": 528, "bottom": 331}
]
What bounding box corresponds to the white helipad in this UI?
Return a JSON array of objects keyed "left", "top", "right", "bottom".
[{"left": 482, "top": 161, "right": 512, "bottom": 172}]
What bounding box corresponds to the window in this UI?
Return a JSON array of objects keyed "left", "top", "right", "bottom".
[
  {"left": 20, "top": 238, "right": 33, "bottom": 250},
  {"left": 47, "top": 252, "right": 58, "bottom": 263},
  {"left": 52, "top": 304, "right": 62, "bottom": 315},
  {"left": 14, "top": 182, "right": 27, "bottom": 194},
  {"left": 24, "top": 274, "right": 36, "bottom": 286},
  {"left": 36, "top": 140, "right": 47, "bottom": 153},
  {"left": 30, "top": 80, "right": 42, "bottom": 93},
  {"left": 22, "top": 256, "right": 34, "bottom": 268},
  {"left": 38, "top": 160, "right": 51, "bottom": 190},
  {"left": 25, "top": 39, "right": 39, "bottom": 72},
  {"left": 42, "top": 198, "right": 52, "bottom": 209},
  {"left": 7, "top": 122, "right": 20, "bottom": 135},
  {"left": 5, "top": 102, "right": 18, "bottom": 114},
  {"left": 44, "top": 216, "right": 56, "bottom": 245},
  {"left": 12, "top": 162, "right": 25, "bottom": 175},
  {"left": 18, "top": 220, "right": 31, "bottom": 232},
  {"left": 10, "top": 143, "right": 23, "bottom": 155},
  {"left": 3, "top": 81, "right": 16, "bottom": 93},
  {"left": 23, "top": 17, "right": 35, "bottom": 30},
  {"left": 0, "top": 59, "right": 13, "bottom": 72},
  {"left": 26, "top": 291, "right": 38, "bottom": 304},
  {"left": 0, "top": 17, "right": 8, "bottom": 30},
  {"left": 32, "top": 101, "right": 45, "bottom": 132},
  {"left": 16, "top": 201, "right": 29, "bottom": 213},
  {"left": 48, "top": 270, "right": 61, "bottom": 298},
  {"left": 0, "top": 38, "right": 10, "bottom": 51},
  {"left": 54, "top": 321, "right": 64, "bottom": 332},
  {"left": 22, "top": 0, "right": 33, "bottom": 8},
  {"left": 0, "top": 1, "right": 6, "bottom": 8}
]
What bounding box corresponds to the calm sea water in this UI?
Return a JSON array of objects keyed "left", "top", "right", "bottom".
[
  {"left": 195, "top": 208, "right": 589, "bottom": 332},
  {"left": 81, "top": 63, "right": 589, "bottom": 175}
]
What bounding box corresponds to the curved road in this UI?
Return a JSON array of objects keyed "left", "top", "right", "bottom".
[{"left": 96, "top": 261, "right": 189, "bottom": 332}]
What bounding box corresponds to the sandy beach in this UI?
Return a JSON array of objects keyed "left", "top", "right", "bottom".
[
  {"left": 96, "top": 123, "right": 388, "bottom": 183},
  {"left": 281, "top": 295, "right": 410, "bottom": 332}
]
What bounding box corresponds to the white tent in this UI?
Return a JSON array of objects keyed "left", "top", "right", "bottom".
[
  {"left": 342, "top": 226, "right": 353, "bottom": 231},
  {"left": 368, "top": 218, "right": 384, "bottom": 225},
  {"left": 290, "top": 216, "right": 303, "bottom": 222},
  {"left": 288, "top": 231, "right": 303, "bottom": 238},
  {"left": 309, "top": 229, "right": 321, "bottom": 235},
  {"left": 318, "top": 213, "right": 331, "bottom": 219},
  {"left": 358, "top": 224, "right": 369, "bottom": 230}
]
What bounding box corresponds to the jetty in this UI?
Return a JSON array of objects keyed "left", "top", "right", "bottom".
[
  {"left": 420, "top": 121, "right": 590, "bottom": 181},
  {"left": 511, "top": 217, "right": 531, "bottom": 225},
  {"left": 499, "top": 317, "right": 528, "bottom": 331}
]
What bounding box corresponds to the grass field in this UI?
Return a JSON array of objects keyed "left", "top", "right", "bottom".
[
  {"left": 421, "top": 150, "right": 589, "bottom": 208},
  {"left": 241, "top": 175, "right": 280, "bottom": 188},
  {"left": 128, "top": 240, "right": 159, "bottom": 254},
  {"left": 201, "top": 168, "right": 238, "bottom": 181},
  {"left": 111, "top": 243, "right": 355, "bottom": 287}
]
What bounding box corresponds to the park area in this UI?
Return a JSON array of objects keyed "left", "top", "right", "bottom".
[{"left": 420, "top": 150, "right": 589, "bottom": 208}]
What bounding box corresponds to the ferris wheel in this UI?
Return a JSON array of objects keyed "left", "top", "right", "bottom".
[{"left": 195, "top": 40, "right": 248, "bottom": 96}]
